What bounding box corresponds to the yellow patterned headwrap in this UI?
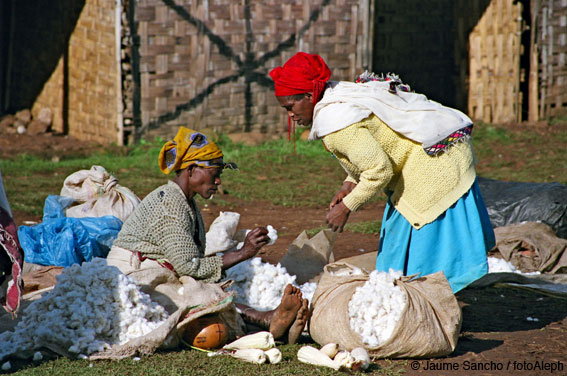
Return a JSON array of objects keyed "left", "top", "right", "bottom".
[{"left": 158, "top": 127, "right": 224, "bottom": 174}]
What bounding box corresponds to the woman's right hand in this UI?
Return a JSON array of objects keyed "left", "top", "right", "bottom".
[
  {"left": 240, "top": 226, "right": 269, "bottom": 259},
  {"left": 330, "top": 181, "right": 357, "bottom": 209},
  {"left": 222, "top": 226, "right": 269, "bottom": 270}
]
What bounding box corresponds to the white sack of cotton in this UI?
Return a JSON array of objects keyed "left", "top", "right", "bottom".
[
  {"left": 205, "top": 211, "right": 241, "bottom": 256},
  {"left": 309, "top": 262, "right": 462, "bottom": 359},
  {"left": 0, "top": 258, "right": 168, "bottom": 361}
]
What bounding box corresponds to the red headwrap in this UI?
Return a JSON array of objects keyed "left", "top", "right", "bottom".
[{"left": 269, "top": 52, "right": 331, "bottom": 104}]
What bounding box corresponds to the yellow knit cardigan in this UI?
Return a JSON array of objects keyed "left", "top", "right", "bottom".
[{"left": 322, "top": 114, "right": 477, "bottom": 229}]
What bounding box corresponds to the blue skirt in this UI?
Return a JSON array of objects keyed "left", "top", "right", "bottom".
[{"left": 376, "top": 179, "right": 495, "bottom": 293}]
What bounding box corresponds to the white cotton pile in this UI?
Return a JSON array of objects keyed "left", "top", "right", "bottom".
[
  {"left": 225, "top": 257, "right": 315, "bottom": 310},
  {"left": 348, "top": 269, "right": 407, "bottom": 348},
  {"left": 487, "top": 256, "right": 541, "bottom": 275},
  {"left": 225, "top": 258, "right": 296, "bottom": 310},
  {"left": 0, "top": 258, "right": 168, "bottom": 360},
  {"left": 487, "top": 256, "right": 517, "bottom": 273}
]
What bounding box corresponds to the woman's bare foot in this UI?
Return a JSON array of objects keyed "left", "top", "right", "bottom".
[
  {"left": 288, "top": 298, "right": 309, "bottom": 344},
  {"left": 269, "top": 284, "right": 303, "bottom": 340}
]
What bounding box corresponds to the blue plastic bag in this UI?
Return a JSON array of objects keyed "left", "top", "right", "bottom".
[{"left": 18, "top": 195, "right": 123, "bottom": 267}]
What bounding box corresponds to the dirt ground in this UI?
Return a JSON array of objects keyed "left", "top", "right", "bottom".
[{"left": 2, "top": 130, "right": 566, "bottom": 375}]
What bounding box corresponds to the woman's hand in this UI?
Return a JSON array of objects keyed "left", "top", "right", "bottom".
[
  {"left": 240, "top": 226, "right": 270, "bottom": 258},
  {"left": 222, "top": 226, "right": 269, "bottom": 270},
  {"left": 326, "top": 201, "right": 351, "bottom": 232},
  {"left": 329, "top": 181, "right": 356, "bottom": 209}
]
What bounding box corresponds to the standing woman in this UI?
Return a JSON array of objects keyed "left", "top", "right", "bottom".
[{"left": 270, "top": 52, "right": 495, "bottom": 292}]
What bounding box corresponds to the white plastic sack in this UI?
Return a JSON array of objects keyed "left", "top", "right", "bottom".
[
  {"left": 60, "top": 165, "right": 141, "bottom": 222},
  {"left": 205, "top": 212, "right": 241, "bottom": 256}
]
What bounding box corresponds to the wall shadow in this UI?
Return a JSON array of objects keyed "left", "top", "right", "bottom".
[
  {"left": 372, "top": 0, "right": 491, "bottom": 112},
  {"left": 2, "top": 0, "right": 85, "bottom": 121}
]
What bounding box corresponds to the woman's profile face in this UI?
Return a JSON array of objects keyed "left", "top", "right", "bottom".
[
  {"left": 277, "top": 94, "right": 315, "bottom": 126},
  {"left": 189, "top": 165, "right": 223, "bottom": 199}
]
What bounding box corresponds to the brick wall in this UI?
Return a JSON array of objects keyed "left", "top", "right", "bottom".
[
  {"left": 32, "top": 0, "right": 120, "bottom": 144},
  {"left": 134, "top": 0, "right": 373, "bottom": 141}
]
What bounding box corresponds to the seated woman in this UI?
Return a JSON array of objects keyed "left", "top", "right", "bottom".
[{"left": 107, "top": 127, "right": 308, "bottom": 343}]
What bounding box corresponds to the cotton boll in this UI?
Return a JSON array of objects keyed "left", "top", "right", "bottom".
[{"left": 266, "top": 225, "right": 278, "bottom": 245}]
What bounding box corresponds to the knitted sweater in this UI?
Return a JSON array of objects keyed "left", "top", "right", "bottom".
[
  {"left": 113, "top": 181, "right": 223, "bottom": 282},
  {"left": 322, "top": 114, "right": 476, "bottom": 229}
]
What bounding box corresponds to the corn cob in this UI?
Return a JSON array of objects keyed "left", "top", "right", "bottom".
[
  {"left": 351, "top": 347, "right": 371, "bottom": 371},
  {"left": 229, "top": 349, "right": 267, "bottom": 364},
  {"left": 223, "top": 331, "right": 275, "bottom": 351},
  {"left": 319, "top": 343, "right": 339, "bottom": 359},
  {"left": 297, "top": 346, "right": 339, "bottom": 370},
  {"left": 264, "top": 348, "right": 282, "bottom": 364}
]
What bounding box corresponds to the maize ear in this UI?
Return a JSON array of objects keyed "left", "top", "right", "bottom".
[
  {"left": 297, "top": 346, "right": 339, "bottom": 370},
  {"left": 350, "top": 347, "right": 370, "bottom": 371},
  {"left": 334, "top": 350, "right": 355, "bottom": 369},
  {"left": 264, "top": 348, "right": 282, "bottom": 364},
  {"left": 230, "top": 349, "right": 267, "bottom": 364},
  {"left": 223, "top": 331, "right": 275, "bottom": 351},
  {"left": 319, "top": 343, "right": 339, "bottom": 359}
]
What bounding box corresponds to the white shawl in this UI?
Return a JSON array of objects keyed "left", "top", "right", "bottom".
[{"left": 309, "top": 81, "right": 473, "bottom": 148}]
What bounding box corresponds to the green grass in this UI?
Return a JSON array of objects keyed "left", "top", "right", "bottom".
[
  {"left": 0, "top": 132, "right": 347, "bottom": 219},
  {"left": 6, "top": 344, "right": 404, "bottom": 376},
  {"left": 472, "top": 121, "right": 567, "bottom": 184},
  {"left": 2, "top": 122, "right": 565, "bottom": 221}
]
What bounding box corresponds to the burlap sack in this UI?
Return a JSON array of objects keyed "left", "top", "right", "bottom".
[
  {"left": 492, "top": 222, "right": 567, "bottom": 274},
  {"left": 279, "top": 230, "right": 337, "bottom": 284},
  {"left": 309, "top": 262, "right": 462, "bottom": 359},
  {"left": 60, "top": 165, "right": 141, "bottom": 222}
]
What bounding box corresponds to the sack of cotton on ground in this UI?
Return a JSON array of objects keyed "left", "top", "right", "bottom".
[{"left": 308, "top": 262, "right": 462, "bottom": 359}]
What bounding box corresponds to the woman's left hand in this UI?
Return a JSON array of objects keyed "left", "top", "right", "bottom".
[{"left": 326, "top": 201, "right": 351, "bottom": 232}]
